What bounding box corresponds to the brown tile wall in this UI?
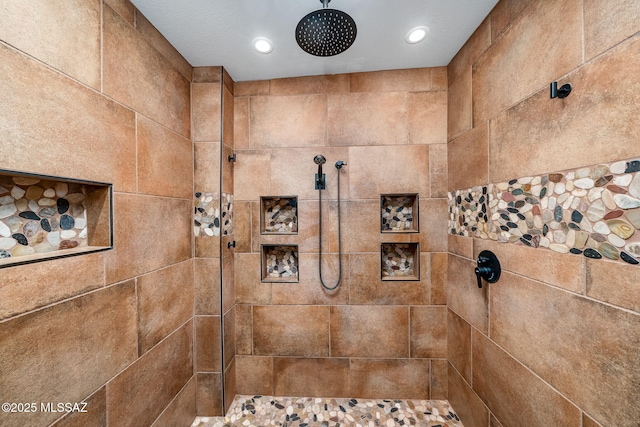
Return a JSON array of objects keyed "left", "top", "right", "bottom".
[
  {"left": 446, "top": 1, "right": 640, "bottom": 426},
  {"left": 0, "top": 1, "right": 196, "bottom": 426},
  {"left": 233, "top": 67, "right": 448, "bottom": 400}
]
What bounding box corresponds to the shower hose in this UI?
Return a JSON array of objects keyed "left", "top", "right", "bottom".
[{"left": 318, "top": 166, "right": 342, "bottom": 291}]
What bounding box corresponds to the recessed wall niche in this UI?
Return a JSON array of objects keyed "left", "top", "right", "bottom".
[
  {"left": 0, "top": 170, "right": 112, "bottom": 268},
  {"left": 381, "top": 194, "right": 419, "bottom": 232},
  {"left": 260, "top": 196, "right": 298, "bottom": 234},
  {"left": 381, "top": 242, "right": 420, "bottom": 281},
  {"left": 261, "top": 245, "right": 299, "bottom": 282}
]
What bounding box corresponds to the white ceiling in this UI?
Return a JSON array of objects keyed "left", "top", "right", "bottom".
[{"left": 130, "top": 0, "right": 499, "bottom": 82}]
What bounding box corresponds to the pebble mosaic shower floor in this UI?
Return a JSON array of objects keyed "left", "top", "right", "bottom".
[{"left": 191, "top": 395, "right": 463, "bottom": 427}]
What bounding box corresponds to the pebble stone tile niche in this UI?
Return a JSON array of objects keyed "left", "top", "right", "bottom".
[
  {"left": 381, "top": 193, "right": 419, "bottom": 232},
  {"left": 261, "top": 196, "right": 298, "bottom": 234},
  {"left": 261, "top": 245, "right": 299, "bottom": 282},
  {"left": 381, "top": 242, "right": 420, "bottom": 281},
  {"left": 193, "top": 192, "right": 234, "bottom": 237},
  {"left": 0, "top": 170, "right": 112, "bottom": 268},
  {"left": 449, "top": 157, "right": 640, "bottom": 266}
]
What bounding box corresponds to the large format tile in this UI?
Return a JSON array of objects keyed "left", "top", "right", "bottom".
[
  {"left": 233, "top": 150, "right": 272, "bottom": 201},
  {"left": 410, "top": 306, "right": 447, "bottom": 358},
  {"left": 447, "top": 309, "right": 472, "bottom": 384},
  {"left": 137, "top": 260, "right": 194, "bottom": 355},
  {"left": 235, "top": 356, "right": 273, "bottom": 396},
  {"left": 447, "top": 254, "right": 488, "bottom": 333},
  {"left": 196, "top": 373, "right": 223, "bottom": 416},
  {"left": 473, "top": 0, "right": 582, "bottom": 124},
  {"left": 103, "top": 5, "right": 190, "bottom": 137},
  {"left": 330, "top": 306, "right": 409, "bottom": 358},
  {"left": 105, "top": 194, "right": 191, "bottom": 284},
  {"left": 253, "top": 305, "right": 329, "bottom": 356},
  {"left": 584, "top": 0, "right": 640, "bottom": 60},
  {"left": 350, "top": 68, "right": 431, "bottom": 93},
  {"left": 234, "top": 253, "right": 271, "bottom": 305},
  {"left": 489, "top": 0, "right": 535, "bottom": 42},
  {"left": 489, "top": 27, "right": 640, "bottom": 182},
  {"left": 586, "top": 258, "right": 640, "bottom": 312},
  {"left": 415, "top": 198, "right": 448, "bottom": 252},
  {"left": 192, "top": 83, "right": 221, "bottom": 142},
  {"left": 431, "top": 359, "right": 448, "bottom": 399},
  {"left": 50, "top": 387, "right": 106, "bottom": 427},
  {"left": 223, "top": 307, "right": 236, "bottom": 370},
  {"left": 448, "top": 123, "right": 488, "bottom": 191},
  {"left": 408, "top": 91, "right": 447, "bottom": 145},
  {"left": 0, "top": 0, "right": 101, "bottom": 88},
  {"left": 106, "top": 322, "right": 193, "bottom": 427},
  {"left": 235, "top": 304, "right": 253, "bottom": 355},
  {"left": 350, "top": 359, "right": 429, "bottom": 400},
  {"left": 447, "top": 68, "right": 473, "bottom": 141},
  {"left": 472, "top": 330, "right": 581, "bottom": 427},
  {"left": 233, "top": 97, "right": 250, "bottom": 149},
  {"left": 0, "top": 282, "right": 137, "bottom": 426},
  {"left": 273, "top": 357, "right": 350, "bottom": 397},
  {"left": 194, "top": 142, "right": 221, "bottom": 191},
  {"left": 151, "top": 377, "right": 197, "bottom": 427},
  {"left": 491, "top": 272, "right": 640, "bottom": 426},
  {"left": 429, "top": 143, "right": 448, "bottom": 198},
  {"left": 270, "top": 74, "right": 350, "bottom": 95},
  {"left": 447, "top": 18, "right": 490, "bottom": 86},
  {"left": 195, "top": 257, "right": 221, "bottom": 315},
  {"left": 0, "top": 42, "right": 136, "bottom": 192},
  {"left": 195, "top": 316, "right": 222, "bottom": 373},
  {"left": 448, "top": 364, "right": 489, "bottom": 427}
]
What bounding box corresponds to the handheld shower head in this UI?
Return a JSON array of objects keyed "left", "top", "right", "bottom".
[
  {"left": 314, "top": 155, "right": 327, "bottom": 190},
  {"left": 314, "top": 155, "right": 326, "bottom": 165}
]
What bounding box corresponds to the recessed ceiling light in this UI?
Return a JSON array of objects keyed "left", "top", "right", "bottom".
[
  {"left": 253, "top": 37, "right": 273, "bottom": 54},
  {"left": 405, "top": 26, "right": 430, "bottom": 44}
]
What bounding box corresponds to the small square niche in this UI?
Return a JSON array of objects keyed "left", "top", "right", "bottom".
[
  {"left": 381, "top": 243, "right": 420, "bottom": 281},
  {"left": 380, "top": 194, "right": 419, "bottom": 233},
  {"left": 261, "top": 196, "right": 298, "bottom": 234},
  {"left": 261, "top": 245, "right": 299, "bottom": 283}
]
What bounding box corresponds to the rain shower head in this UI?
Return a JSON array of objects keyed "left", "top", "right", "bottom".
[{"left": 296, "top": 0, "right": 357, "bottom": 57}]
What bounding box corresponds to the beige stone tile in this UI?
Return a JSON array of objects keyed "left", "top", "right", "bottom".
[
  {"left": 195, "top": 316, "right": 222, "bottom": 372},
  {"left": 135, "top": 10, "right": 191, "bottom": 81},
  {"left": 233, "top": 201, "right": 251, "bottom": 253},
  {"left": 137, "top": 260, "right": 194, "bottom": 355},
  {"left": 234, "top": 97, "right": 250, "bottom": 149},
  {"left": 235, "top": 80, "right": 270, "bottom": 97},
  {"left": 235, "top": 253, "right": 272, "bottom": 304},
  {"left": 234, "top": 150, "right": 271, "bottom": 201},
  {"left": 221, "top": 253, "right": 235, "bottom": 314},
  {"left": 0, "top": 43, "right": 136, "bottom": 192},
  {"left": 137, "top": 115, "right": 193, "bottom": 198},
  {"left": 448, "top": 364, "right": 489, "bottom": 427},
  {"left": 272, "top": 254, "right": 349, "bottom": 305},
  {"left": 250, "top": 95, "right": 326, "bottom": 148},
  {"left": 489, "top": 0, "right": 535, "bottom": 42},
  {"left": 447, "top": 67, "right": 473, "bottom": 141},
  {"left": 410, "top": 306, "right": 447, "bottom": 358},
  {"left": 104, "top": 0, "right": 134, "bottom": 24},
  {"left": 196, "top": 373, "right": 222, "bottom": 416},
  {"left": 224, "top": 357, "right": 236, "bottom": 413},
  {"left": 195, "top": 258, "right": 221, "bottom": 315},
  {"left": 447, "top": 254, "right": 488, "bottom": 333},
  {"left": 235, "top": 356, "right": 273, "bottom": 396},
  {"left": 193, "top": 67, "right": 222, "bottom": 83},
  {"left": 0, "top": 0, "right": 101, "bottom": 89},
  {"left": 150, "top": 377, "right": 196, "bottom": 427},
  {"left": 489, "top": 35, "right": 640, "bottom": 181},
  {"left": 472, "top": 329, "right": 581, "bottom": 426},
  {"left": 348, "top": 145, "right": 429, "bottom": 199},
  {"left": 223, "top": 86, "right": 234, "bottom": 148},
  {"left": 103, "top": 5, "right": 190, "bottom": 137},
  {"left": 270, "top": 74, "right": 350, "bottom": 95},
  {"left": 587, "top": 258, "right": 640, "bottom": 312},
  {"left": 414, "top": 198, "right": 448, "bottom": 252},
  {"left": 349, "top": 253, "right": 429, "bottom": 305},
  {"left": 223, "top": 68, "right": 235, "bottom": 94},
  {"left": 430, "top": 359, "right": 448, "bottom": 400},
  {"left": 350, "top": 359, "right": 429, "bottom": 399},
  {"left": 106, "top": 322, "right": 192, "bottom": 427},
  {"left": 448, "top": 234, "right": 473, "bottom": 259},
  {"left": 475, "top": 239, "right": 584, "bottom": 293},
  {"left": 195, "top": 235, "right": 220, "bottom": 259},
  {"left": 448, "top": 18, "right": 491, "bottom": 86},
  {"left": 235, "top": 304, "right": 253, "bottom": 355},
  {"left": 430, "top": 252, "right": 448, "bottom": 305},
  {"left": 490, "top": 415, "right": 505, "bottom": 427},
  {"left": 294, "top": 199, "right": 331, "bottom": 254},
  {"left": 223, "top": 307, "right": 236, "bottom": 370},
  {"left": 0, "top": 252, "right": 104, "bottom": 320},
  {"left": 105, "top": 194, "right": 191, "bottom": 284},
  {"left": 340, "top": 200, "right": 381, "bottom": 253},
  {"left": 408, "top": 91, "right": 447, "bottom": 146},
  {"left": 328, "top": 92, "right": 408, "bottom": 145},
  {"left": 330, "top": 306, "right": 409, "bottom": 358},
  {"left": 473, "top": 0, "right": 582, "bottom": 124},
  {"left": 253, "top": 305, "right": 329, "bottom": 356},
  {"left": 50, "top": 387, "right": 106, "bottom": 427},
  {"left": 192, "top": 83, "right": 221, "bottom": 142},
  {"left": 448, "top": 309, "right": 472, "bottom": 384},
  {"left": 582, "top": 413, "right": 604, "bottom": 427},
  {"left": 274, "top": 357, "right": 350, "bottom": 397},
  {"left": 431, "top": 67, "right": 448, "bottom": 91},
  {"left": 429, "top": 144, "right": 448, "bottom": 198},
  {"left": 584, "top": 0, "right": 640, "bottom": 60},
  {"left": 194, "top": 142, "right": 221, "bottom": 191},
  {"left": 350, "top": 68, "right": 431, "bottom": 93},
  {"left": 491, "top": 272, "right": 640, "bottom": 426},
  {"left": 0, "top": 282, "right": 137, "bottom": 426},
  {"left": 448, "top": 123, "right": 489, "bottom": 190}
]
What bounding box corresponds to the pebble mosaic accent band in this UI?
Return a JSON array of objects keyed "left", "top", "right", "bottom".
[
  {"left": 381, "top": 243, "right": 418, "bottom": 279},
  {"left": 192, "top": 395, "right": 463, "bottom": 427},
  {"left": 381, "top": 194, "right": 418, "bottom": 232},
  {"left": 194, "top": 192, "right": 234, "bottom": 237},
  {"left": 262, "top": 197, "right": 298, "bottom": 234},
  {"left": 0, "top": 176, "right": 88, "bottom": 259},
  {"left": 448, "top": 158, "right": 640, "bottom": 265},
  {"left": 263, "top": 245, "right": 299, "bottom": 280}
]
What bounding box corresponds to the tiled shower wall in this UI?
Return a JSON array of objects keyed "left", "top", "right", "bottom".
[
  {"left": 0, "top": 1, "right": 195, "bottom": 426},
  {"left": 232, "top": 69, "right": 450, "bottom": 399},
  {"left": 446, "top": 1, "right": 640, "bottom": 426}
]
